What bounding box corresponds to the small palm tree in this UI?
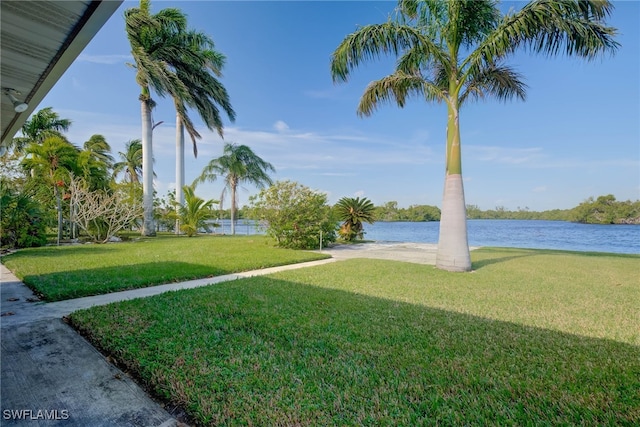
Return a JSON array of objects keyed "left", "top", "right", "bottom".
[
  {"left": 11, "top": 107, "right": 72, "bottom": 154},
  {"left": 335, "top": 197, "right": 376, "bottom": 241},
  {"left": 21, "top": 136, "right": 80, "bottom": 244},
  {"left": 172, "top": 184, "right": 217, "bottom": 237},
  {"left": 196, "top": 143, "right": 275, "bottom": 235},
  {"left": 82, "top": 134, "right": 114, "bottom": 169},
  {"left": 78, "top": 134, "right": 114, "bottom": 192},
  {"left": 331, "top": 0, "right": 618, "bottom": 271},
  {"left": 113, "top": 139, "right": 143, "bottom": 184}
]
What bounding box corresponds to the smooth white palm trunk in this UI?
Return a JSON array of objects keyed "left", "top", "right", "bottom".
[
  {"left": 175, "top": 114, "right": 185, "bottom": 234},
  {"left": 141, "top": 100, "right": 155, "bottom": 236},
  {"left": 230, "top": 184, "right": 236, "bottom": 235},
  {"left": 436, "top": 174, "right": 472, "bottom": 271}
]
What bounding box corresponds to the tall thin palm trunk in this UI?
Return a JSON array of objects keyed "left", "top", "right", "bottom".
[
  {"left": 175, "top": 114, "right": 185, "bottom": 234},
  {"left": 141, "top": 99, "right": 155, "bottom": 236},
  {"left": 230, "top": 182, "right": 237, "bottom": 235},
  {"left": 54, "top": 185, "right": 63, "bottom": 245}
]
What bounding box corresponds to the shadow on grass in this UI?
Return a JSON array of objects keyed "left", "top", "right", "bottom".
[
  {"left": 471, "top": 247, "right": 540, "bottom": 269},
  {"left": 22, "top": 261, "right": 225, "bottom": 302},
  {"left": 70, "top": 276, "right": 640, "bottom": 426},
  {"left": 471, "top": 246, "right": 640, "bottom": 270}
]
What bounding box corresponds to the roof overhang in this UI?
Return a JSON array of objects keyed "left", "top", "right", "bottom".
[{"left": 1, "top": 0, "right": 122, "bottom": 147}]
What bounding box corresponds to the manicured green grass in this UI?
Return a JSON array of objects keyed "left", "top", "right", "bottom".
[
  {"left": 70, "top": 248, "right": 640, "bottom": 426},
  {"left": 1, "top": 235, "right": 329, "bottom": 301}
]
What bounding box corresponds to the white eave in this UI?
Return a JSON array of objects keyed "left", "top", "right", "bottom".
[{"left": 1, "top": 0, "right": 122, "bottom": 146}]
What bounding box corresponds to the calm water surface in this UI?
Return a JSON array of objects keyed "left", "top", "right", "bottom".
[
  {"left": 226, "top": 219, "right": 639, "bottom": 254},
  {"left": 364, "top": 220, "right": 640, "bottom": 254}
]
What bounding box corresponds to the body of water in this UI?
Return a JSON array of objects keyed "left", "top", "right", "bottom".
[
  {"left": 213, "top": 219, "right": 639, "bottom": 254},
  {"left": 364, "top": 220, "right": 640, "bottom": 254}
]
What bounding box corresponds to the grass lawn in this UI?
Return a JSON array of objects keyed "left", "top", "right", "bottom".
[
  {"left": 0, "top": 235, "right": 329, "bottom": 301},
  {"left": 69, "top": 248, "right": 640, "bottom": 426}
]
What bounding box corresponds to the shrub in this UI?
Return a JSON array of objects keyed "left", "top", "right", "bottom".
[
  {"left": 69, "top": 177, "right": 143, "bottom": 243},
  {"left": 249, "top": 180, "right": 337, "bottom": 249},
  {"left": 0, "top": 183, "right": 48, "bottom": 248}
]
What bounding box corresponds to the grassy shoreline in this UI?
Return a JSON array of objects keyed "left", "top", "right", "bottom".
[{"left": 68, "top": 248, "right": 640, "bottom": 425}]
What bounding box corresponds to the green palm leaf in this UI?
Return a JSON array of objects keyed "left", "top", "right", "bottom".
[
  {"left": 196, "top": 143, "right": 275, "bottom": 235},
  {"left": 331, "top": 0, "right": 618, "bottom": 271},
  {"left": 335, "top": 197, "right": 376, "bottom": 241}
]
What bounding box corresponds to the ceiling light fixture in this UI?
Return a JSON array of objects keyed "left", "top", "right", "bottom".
[{"left": 3, "top": 88, "right": 28, "bottom": 113}]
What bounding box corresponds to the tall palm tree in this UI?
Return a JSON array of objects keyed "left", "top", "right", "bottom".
[
  {"left": 171, "top": 29, "right": 235, "bottom": 234},
  {"left": 331, "top": 0, "right": 617, "bottom": 271},
  {"left": 196, "top": 142, "right": 275, "bottom": 235},
  {"left": 335, "top": 196, "right": 376, "bottom": 241},
  {"left": 11, "top": 107, "right": 72, "bottom": 154},
  {"left": 113, "top": 139, "right": 143, "bottom": 184},
  {"left": 125, "top": 0, "right": 193, "bottom": 236},
  {"left": 21, "top": 136, "right": 80, "bottom": 245}
]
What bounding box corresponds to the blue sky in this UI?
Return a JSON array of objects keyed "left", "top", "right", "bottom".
[{"left": 35, "top": 0, "right": 639, "bottom": 211}]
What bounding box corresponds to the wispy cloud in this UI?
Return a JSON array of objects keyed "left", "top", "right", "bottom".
[
  {"left": 468, "top": 146, "right": 545, "bottom": 165},
  {"left": 273, "top": 120, "right": 289, "bottom": 132},
  {"left": 56, "top": 109, "right": 440, "bottom": 202},
  {"left": 466, "top": 145, "right": 639, "bottom": 171},
  {"left": 77, "top": 54, "right": 131, "bottom": 65}
]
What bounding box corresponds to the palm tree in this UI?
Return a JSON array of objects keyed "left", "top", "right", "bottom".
[
  {"left": 11, "top": 107, "right": 72, "bottom": 154},
  {"left": 331, "top": 0, "right": 618, "bottom": 271},
  {"left": 113, "top": 139, "right": 143, "bottom": 184},
  {"left": 171, "top": 29, "right": 235, "bottom": 234},
  {"left": 78, "top": 134, "right": 114, "bottom": 193},
  {"left": 82, "top": 134, "right": 114, "bottom": 170},
  {"left": 335, "top": 196, "right": 376, "bottom": 241},
  {"left": 196, "top": 142, "right": 275, "bottom": 235},
  {"left": 21, "top": 136, "right": 80, "bottom": 245},
  {"left": 125, "top": 0, "right": 193, "bottom": 236},
  {"left": 172, "top": 184, "right": 218, "bottom": 237}
]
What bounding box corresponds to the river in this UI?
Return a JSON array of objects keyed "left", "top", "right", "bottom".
[{"left": 216, "top": 219, "right": 640, "bottom": 255}]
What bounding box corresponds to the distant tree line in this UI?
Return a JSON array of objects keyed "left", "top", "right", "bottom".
[
  {"left": 374, "top": 201, "right": 441, "bottom": 222},
  {"left": 371, "top": 195, "right": 639, "bottom": 225},
  {"left": 569, "top": 195, "right": 640, "bottom": 224},
  {"left": 465, "top": 205, "right": 571, "bottom": 221}
]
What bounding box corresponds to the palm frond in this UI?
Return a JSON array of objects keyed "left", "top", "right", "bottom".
[
  {"left": 472, "top": 0, "right": 618, "bottom": 66},
  {"left": 460, "top": 62, "right": 527, "bottom": 106},
  {"left": 358, "top": 72, "right": 446, "bottom": 117},
  {"left": 331, "top": 22, "right": 447, "bottom": 83}
]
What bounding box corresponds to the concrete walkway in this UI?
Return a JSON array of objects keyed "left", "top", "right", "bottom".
[{"left": 0, "top": 242, "right": 445, "bottom": 426}]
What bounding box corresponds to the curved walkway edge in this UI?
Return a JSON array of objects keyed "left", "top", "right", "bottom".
[
  {"left": 1, "top": 258, "right": 336, "bottom": 427},
  {"left": 0, "top": 241, "right": 452, "bottom": 426}
]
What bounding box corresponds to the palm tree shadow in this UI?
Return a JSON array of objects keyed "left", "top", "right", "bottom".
[{"left": 472, "top": 248, "right": 539, "bottom": 270}]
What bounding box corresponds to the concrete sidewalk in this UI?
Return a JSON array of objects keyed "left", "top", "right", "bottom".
[
  {"left": 0, "top": 258, "right": 334, "bottom": 427},
  {"left": 0, "top": 242, "right": 446, "bottom": 426},
  {"left": 1, "top": 264, "right": 183, "bottom": 426},
  {"left": 0, "top": 259, "right": 336, "bottom": 327}
]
